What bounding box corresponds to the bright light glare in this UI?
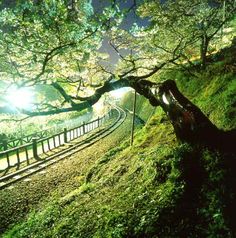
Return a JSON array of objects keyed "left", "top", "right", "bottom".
[
  {"left": 93, "top": 100, "right": 104, "bottom": 115},
  {"left": 110, "top": 88, "right": 130, "bottom": 99},
  {"left": 94, "top": 101, "right": 103, "bottom": 111},
  {"left": 6, "top": 87, "right": 34, "bottom": 109}
]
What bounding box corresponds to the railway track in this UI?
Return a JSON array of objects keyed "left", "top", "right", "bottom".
[{"left": 0, "top": 106, "right": 126, "bottom": 190}]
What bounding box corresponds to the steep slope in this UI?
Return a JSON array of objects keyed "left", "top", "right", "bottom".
[
  {"left": 2, "top": 46, "right": 236, "bottom": 238},
  {"left": 0, "top": 115, "right": 132, "bottom": 235}
]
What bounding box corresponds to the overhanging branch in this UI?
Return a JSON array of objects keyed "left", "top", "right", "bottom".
[{"left": 1, "top": 56, "right": 180, "bottom": 117}]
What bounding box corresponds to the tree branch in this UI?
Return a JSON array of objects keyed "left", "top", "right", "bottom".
[{"left": 51, "top": 82, "right": 75, "bottom": 106}]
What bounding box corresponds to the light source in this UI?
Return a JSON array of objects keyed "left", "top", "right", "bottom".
[{"left": 6, "top": 87, "right": 34, "bottom": 110}]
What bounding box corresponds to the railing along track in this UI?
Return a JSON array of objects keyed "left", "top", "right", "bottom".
[{"left": 0, "top": 106, "right": 126, "bottom": 189}]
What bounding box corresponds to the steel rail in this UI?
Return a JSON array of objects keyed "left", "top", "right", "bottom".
[{"left": 0, "top": 106, "right": 126, "bottom": 190}]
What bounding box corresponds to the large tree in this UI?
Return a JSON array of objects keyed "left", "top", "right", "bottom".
[{"left": 0, "top": 0, "right": 235, "bottom": 151}]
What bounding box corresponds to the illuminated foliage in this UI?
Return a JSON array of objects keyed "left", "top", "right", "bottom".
[{"left": 0, "top": 0, "right": 234, "bottom": 116}]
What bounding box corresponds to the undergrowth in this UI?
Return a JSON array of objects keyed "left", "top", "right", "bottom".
[{"left": 2, "top": 45, "right": 236, "bottom": 237}]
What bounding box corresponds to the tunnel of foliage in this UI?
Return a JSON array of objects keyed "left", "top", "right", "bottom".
[{"left": 0, "top": 0, "right": 236, "bottom": 237}]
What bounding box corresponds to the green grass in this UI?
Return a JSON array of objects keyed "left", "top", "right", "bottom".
[
  {"left": 176, "top": 63, "right": 236, "bottom": 130},
  {"left": 2, "top": 45, "right": 236, "bottom": 237}
]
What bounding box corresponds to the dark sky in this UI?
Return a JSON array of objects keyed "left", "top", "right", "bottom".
[
  {"left": 92, "top": 0, "right": 150, "bottom": 65},
  {"left": 0, "top": 0, "right": 15, "bottom": 9}
]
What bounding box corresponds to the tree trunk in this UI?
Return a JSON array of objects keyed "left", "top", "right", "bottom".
[{"left": 136, "top": 79, "right": 236, "bottom": 153}]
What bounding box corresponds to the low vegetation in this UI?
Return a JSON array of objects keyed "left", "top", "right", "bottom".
[{"left": 1, "top": 42, "right": 235, "bottom": 238}]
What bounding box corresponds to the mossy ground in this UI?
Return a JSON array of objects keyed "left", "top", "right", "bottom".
[{"left": 1, "top": 46, "right": 236, "bottom": 238}]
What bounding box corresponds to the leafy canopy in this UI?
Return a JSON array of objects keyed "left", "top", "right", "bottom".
[{"left": 0, "top": 0, "right": 234, "bottom": 117}]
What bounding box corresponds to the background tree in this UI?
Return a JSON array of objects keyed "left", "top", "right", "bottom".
[{"left": 138, "top": 0, "right": 236, "bottom": 68}]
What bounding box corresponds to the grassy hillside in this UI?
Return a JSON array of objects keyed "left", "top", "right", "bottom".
[
  {"left": 120, "top": 92, "right": 155, "bottom": 123},
  {"left": 2, "top": 44, "right": 236, "bottom": 237}
]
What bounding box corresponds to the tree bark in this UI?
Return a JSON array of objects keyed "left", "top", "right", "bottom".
[{"left": 143, "top": 79, "right": 236, "bottom": 153}]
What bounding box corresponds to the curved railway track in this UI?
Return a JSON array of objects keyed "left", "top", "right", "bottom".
[{"left": 0, "top": 106, "right": 126, "bottom": 190}]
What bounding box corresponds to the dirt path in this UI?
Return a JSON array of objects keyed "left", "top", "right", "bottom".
[{"left": 0, "top": 115, "right": 131, "bottom": 235}]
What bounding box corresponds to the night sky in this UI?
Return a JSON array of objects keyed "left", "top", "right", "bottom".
[{"left": 92, "top": 0, "right": 150, "bottom": 65}]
